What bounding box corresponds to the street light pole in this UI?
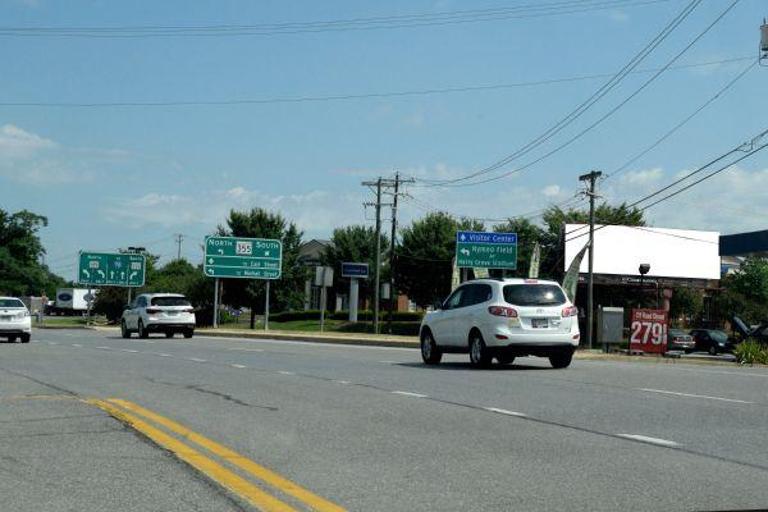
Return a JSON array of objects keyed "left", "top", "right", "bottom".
[{"left": 579, "top": 170, "right": 602, "bottom": 349}]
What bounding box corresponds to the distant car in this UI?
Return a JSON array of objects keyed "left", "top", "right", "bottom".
[
  {"left": 667, "top": 328, "right": 695, "bottom": 352},
  {"left": 0, "top": 297, "right": 32, "bottom": 343},
  {"left": 121, "top": 293, "right": 195, "bottom": 339},
  {"left": 419, "top": 278, "right": 580, "bottom": 369},
  {"left": 689, "top": 328, "right": 734, "bottom": 355}
]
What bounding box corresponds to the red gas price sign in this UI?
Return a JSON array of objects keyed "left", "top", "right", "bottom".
[{"left": 630, "top": 309, "right": 668, "bottom": 354}]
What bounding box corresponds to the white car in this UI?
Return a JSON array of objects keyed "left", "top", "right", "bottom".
[
  {"left": 419, "top": 278, "right": 580, "bottom": 368},
  {"left": 121, "top": 293, "right": 196, "bottom": 339},
  {"left": 0, "top": 297, "right": 32, "bottom": 343}
]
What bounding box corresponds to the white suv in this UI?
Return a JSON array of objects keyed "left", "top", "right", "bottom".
[
  {"left": 0, "top": 297, "right": 32, "bottom": 343},
  {"left": 121, "top": 293, "right": 196, "bottom": 339},
  {"left": 420, "top": 278, "right": 580, "bottom": 368}
]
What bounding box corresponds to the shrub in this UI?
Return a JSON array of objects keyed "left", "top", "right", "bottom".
[
  {"left": 328, "top": 310, "right": 423, "bottom": 322},
  {"left": 734, "top": 339, "right": 768, "bottom": 365},
  {"left": 336, "top": 321, "right": 420, "bottom": 336}
]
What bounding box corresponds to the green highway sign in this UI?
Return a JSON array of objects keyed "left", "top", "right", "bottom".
[
  {"left": 78, "top": 252, "right": 146, "bottom": 287},
  {"left": 455, "top": 231, "right": 517, "bottom": 270},
  {"left": 204, "top": 236, "right": 282, "bottom": 279}
]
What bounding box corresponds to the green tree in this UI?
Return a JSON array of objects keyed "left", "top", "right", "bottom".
[
  {"left": 492, "top": 217, "right": 547, "bottom": 278},
  {"left": 146, "top": 258, "right": 200, "bottom": 294},
  {"left": 321, "top": 225, "right": 388, "bottom": 306},
  {"left": 396, "top": 212, "right": 483, "bottom": 308},
  {"left": 218, "top": 208, "right": 306, "bottom": 327},
  {"left": 669, "top": 287, "right": 704, "bottom": 326},
  {"left": 0, "top": 208, "right": 65, "bottom": 297},
  {"left": 717, "top": 257, "right": 768, "bottom": 325}
]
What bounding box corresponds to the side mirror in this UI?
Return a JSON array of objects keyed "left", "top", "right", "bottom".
[{"left": 432, "top": 300, "right": 443, "bottom": 311}]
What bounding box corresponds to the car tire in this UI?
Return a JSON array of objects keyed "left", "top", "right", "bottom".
[
  {"left": 549, "top": 350, "right": 573, "bottom": 369},
  {"left": 708, "top": 345, "right": 718, "bottom": 356},
  {"left": 121, "top": 321, "right": 131, "bottom": 339},
  {"left": 183, "top": 329, "right": 194, "bottom": 339},
  {"left": 420, "top": 330, "right": 442, "bottom": 365},
  {"left": 138, "top": 321, "right": 149, "bottom": 339},
  {"left": 469, "top": 331, "right": 492, "bottom": 368},
  {"left": 20, "top": 334, "right": 30, "bottom": 343},
  {"left": 8, "top": 335, "right": 17, "bottom": 343},
  {"left": 165, "top": 332, "right": 174, "bottom": 339},
  {"left": 497, "top": 354, "right": 515, "bottom": 365}
]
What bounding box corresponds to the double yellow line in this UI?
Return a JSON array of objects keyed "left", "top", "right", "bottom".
[{"left": 89, "top": 398, "right": 345, "bottom": 512}]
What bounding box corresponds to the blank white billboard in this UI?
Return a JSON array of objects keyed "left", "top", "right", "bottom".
[{"left": 564, "top": 224, "right": 720, "bottom": 280}]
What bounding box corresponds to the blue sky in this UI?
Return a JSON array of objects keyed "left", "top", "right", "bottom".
[{"left": 1, "top": 0, "right": 766, "bottom": 279}]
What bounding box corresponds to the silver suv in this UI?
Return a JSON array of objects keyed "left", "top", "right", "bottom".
[
  {"left": 420, "top": 278, "right": 580, "bottom": 368},
  {"left": 121, "top": 293, "right": 195, "bottom": 339}
]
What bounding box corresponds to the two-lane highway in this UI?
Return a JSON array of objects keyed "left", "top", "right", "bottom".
[{"left": 3, "top": 328, "right": 768, "bottom": 511}]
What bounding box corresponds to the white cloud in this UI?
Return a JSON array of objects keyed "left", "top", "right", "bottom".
[
  {"left": 542, "top": 184, "right": 561, "bottom": 197},
  {"left": 0, "top": 124, "right": 57, "bottom": 159},
  {"left": 104, "top": 187, "right": 365, "bottom": 237},
  {"left": 609, "top": 10, "right": 629, "bottom": 23},
  {"left": 620, "top": 167, "right": 664, "bottom": 186}
]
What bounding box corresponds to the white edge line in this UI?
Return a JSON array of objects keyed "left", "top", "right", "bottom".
[
  {"left": 638, "top": 388, "right": 753, "bottom": 404},
  {"left": 194, "top": 335, "right": 416, "bottom": 352},
  {"left": 617, "top": 434, "right": 680, "bottom": 447},
  {"left": 392, "top": 391, "right": 428, "bottom": 398},
  {"left": 484, "top": 407, "right": 527, "bottom": 417},
  {"left": 188, "top": 358, "right": 207, "bottom": 363}
]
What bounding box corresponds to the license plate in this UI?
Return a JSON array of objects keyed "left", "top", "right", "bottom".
[
  {"left": 531, "top": 318, "right": 548, "bottom": 329},
  {"left": 167, "top": 311, "right": 178, "bottom": 316},
  {"left": 0, "top": 315, "right": 11, "bottom": 321}
]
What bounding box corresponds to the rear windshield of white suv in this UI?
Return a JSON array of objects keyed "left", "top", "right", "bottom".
[
  {"left": 151, "top": 297, "right": 191, "bottom": 307},
  {"left": 503, "top": 285, "right": 566, "bottom": 306},
  {"left": 0, "top": 299, "right": 25, "bottom": 308}
]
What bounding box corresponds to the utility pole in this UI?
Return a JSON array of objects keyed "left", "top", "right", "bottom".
[
  {"left": 363, "top": 174, "right": 414, "bottom": 334},
  {"left": 174, "top": 234, "right": 184, "bottom": 260},
  {"left": 578, "top": 170, "right": 602, "bottom": 350}
]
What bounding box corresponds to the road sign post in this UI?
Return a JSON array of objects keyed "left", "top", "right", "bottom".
[
  {"left": 455, "top": 231, "right": 517, "bottom": 270},
  {"left": 213, "top": 278, "right": 220, "bottom": 328},
  {"left": 78, "top": 252, "right": 146, "bottom": 287},
  {"left": 204, "top": 236, "right": 282, "bottom": 329},
  {"left": 342, "top": 263, "right": 369, "bottom": 323}
]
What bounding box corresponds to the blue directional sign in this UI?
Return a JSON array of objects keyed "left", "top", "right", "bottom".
[
  {"left": 455, "top": 231, "right": 518, "bottom": 269},
  {"left": 341, "top": 262, "right": 369, "bottom": 278}
]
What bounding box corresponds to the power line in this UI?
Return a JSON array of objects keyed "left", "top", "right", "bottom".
[
  {"left": 0, "top": 55, "right": 750, "bottom": 109},
  {"left": 416, "top": 0, "right": 703, "bottom": 187},
  {"left": 420, "top": 0, "right": 741, "bottom": 189},
  {"left": 606, "top": 58, "right": 758, "bottom": 180},
  {"left": 0, "top": 0, "right": 673, "bottom": 39}
]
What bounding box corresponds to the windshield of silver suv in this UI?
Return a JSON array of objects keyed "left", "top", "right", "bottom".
[
  {"left": 151, "top": 297, "right": 191, "bottom": 307},
  {"left": 503, "top": 284, "right": 566, "bottom": 306}
]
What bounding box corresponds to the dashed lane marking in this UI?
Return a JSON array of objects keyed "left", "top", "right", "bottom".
[
  {"left": 278, "top": 371, "right": 295, "bottom": 376},
  {"left": 230, "top": 364, "right": 247, "bottom": 369},
  {"left": 484, "top": 407, "right": 527, "bottom": 417},
  {"left": 187, "top": 357, "right": 207, "bottom": 363},
  {"left": 638, "top": 388, "right": 753, "bottom": 404},
  {"left": 391, "top": 391, "right": 428, "bottom": 398},
  {"left": 72, "top": 344, "right": 82, "bottom": 348},
  {"left": 617, "top": 434, "right": 680, "bottom": 447}
]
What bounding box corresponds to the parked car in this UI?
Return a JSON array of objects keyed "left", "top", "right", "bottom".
[
  {"left": 121, "top": 293, "right": 195, "bottom": 339},
  {"left": 667, "top": 328, "right": 695, "bottom": 352},
  {"left": 689, "top": 328, "right": 735, "bottom": 355},
  {"left": 419, "top": 278, "right": 580, "bottom": 369},
  {"left": 0, "top": 297, "right": 31, "bottom": 343}
]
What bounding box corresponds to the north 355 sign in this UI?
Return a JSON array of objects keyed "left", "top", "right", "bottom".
[{"left": 629, "top": 309, "right": 668, "bottom": 354}]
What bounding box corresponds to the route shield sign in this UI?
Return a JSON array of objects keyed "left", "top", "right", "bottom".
[
  {"left": 455, "top": 231, "right": 517, "bottom": 269},
  {"left": 204, "top": 236, "right": 282, "bottom": 279},
  {"left": 78, "top": 252, "right": 146, "bottom": 287}
]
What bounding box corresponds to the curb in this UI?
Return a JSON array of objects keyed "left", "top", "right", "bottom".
[
  {"left": 36, "top": 325, "right": 95, "bottom": 330},
  {"left": 196, "top": 329, "right": 420, "bottom": 349}
]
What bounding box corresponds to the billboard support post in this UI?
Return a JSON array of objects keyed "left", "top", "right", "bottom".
[{"left": 349, "top": 278, "right": 359, "bottom": 322}]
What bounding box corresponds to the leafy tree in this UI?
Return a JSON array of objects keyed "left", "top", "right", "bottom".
[
  {"left": 0, "top": 208, "right": 65, "bottom": 297},
  {"left": 320, "top": 225, "right": 388, "bottom": 306},
  {"left": 145, "top": 259, "right": 200, "bottom": 294},
  {"left": 492, "top": 218, "right": 547, "bottom": 278},
  {"left": 218, "top": 208, "right": 306, "bottom": 327},
  {"left": 396, "top": 212, "right": 483, "bottom": 308},
  {"left": 669, "top": 287, "right": 704, "bottom": 326},
  {"left": 717, "top": 257, "right": 768, "bottom": 325}
]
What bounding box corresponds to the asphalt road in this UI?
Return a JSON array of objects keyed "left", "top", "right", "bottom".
[{"left": 2, "top": 328, "right": 768, "bottom": 511}]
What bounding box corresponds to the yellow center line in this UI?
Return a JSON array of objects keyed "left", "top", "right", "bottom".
[
  {"left": 106, "top": 398, "right": 346, "bottom": 512},
  {"left": 87, "top": 399, "right": 297, "bottom": 512}
]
